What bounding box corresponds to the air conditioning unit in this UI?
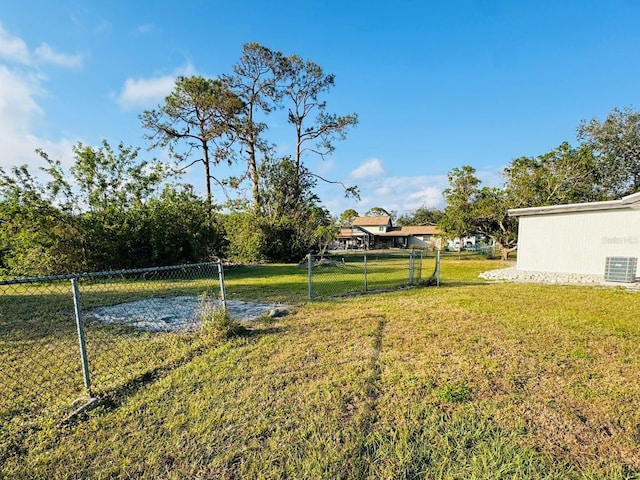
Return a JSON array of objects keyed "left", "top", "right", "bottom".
[{"left": 604, "top": 257, "right": 637, "bottom": 283}]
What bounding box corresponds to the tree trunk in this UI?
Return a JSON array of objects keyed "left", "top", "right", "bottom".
[
  {"left": 203, "top": 144, "right": 212, "bottom": 210},
  {"left": 294, "top": 123, "right": 302, "bottom": 203},
  {"left": 246, "top": 109, "right": 261, "bottom": 212},
  {"left": 248, "top": 145, "right": 260, "bottom": 212},
  {"left": 498, "top": 243, "right": 517, "bottom": 261}
]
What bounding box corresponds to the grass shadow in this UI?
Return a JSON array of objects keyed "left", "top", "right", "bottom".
[
  {"left": 237, "top": 325, "right": 288, "bottom": 338},
  {"left": 74, "top": 322, "right": 289, "bottom": 419}
]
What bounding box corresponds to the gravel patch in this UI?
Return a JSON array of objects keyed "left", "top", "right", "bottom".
[
  {"left": 479, "top": 267, "right": 640, "bottom": 290},
  {"left": 87, "top": 296, "right": 290, "bottom": 332}
]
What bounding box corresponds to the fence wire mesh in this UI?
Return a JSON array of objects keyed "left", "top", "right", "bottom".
[
  {"left": 0, "top": 262, "right": 223, "bottom": 428},
  {"left": 308, "top": 250, "right": 438, "bottom": 298}
]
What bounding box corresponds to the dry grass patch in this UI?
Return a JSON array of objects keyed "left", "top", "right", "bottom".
[{"left": 372, "top": 278, "right": 640, "bottom": 475}]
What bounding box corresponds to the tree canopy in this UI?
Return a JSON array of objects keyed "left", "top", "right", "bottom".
[
  {"left": 439, "top": 166, "right": 516, "bottom": 260},
  {"left": 140, "top": 76, "right": 244, "bottom": 208},
  {"left": 339, "top": 208, "right": 359, "bottom": 226},
  {"left": 8, "top": 57, "right": 640, "bottom": 275},
  {"left": 504, "top": 142, "right": 601, "bottom": 208},
  {"left": 1, "top": 44, "right": 364, "bottom": 274},
  {"left": 396, "top": 207, "right": 443, "bottom": 226},
  {"left": 136, "top": 43, "right": 358, "bottom": 265},
  {"left": 218, "top": 43, "right": 359, "bottom": 211},
  {"left": 0, "top": 141, "right": 224, "bottom": 275},
  {"left": 578, "top": 106, "right": 640, "bottom": 198},
  {"left": 280, "top": 53, "right": 358, "bottom": 201},
  {"left": 222, "top": 43, "right": 282, "bottom": 210},
  {"left": 224, "top": 157, "right": 334, "bottom": 262},
  {"left": 364, "top": 206, "right": 396, "bottom": 220},
  {"left": 439, "top": 166, "right": 480, "bottom": 243},
  {"left": 439, "top": 106, "right": 640, "bottom": 261}
]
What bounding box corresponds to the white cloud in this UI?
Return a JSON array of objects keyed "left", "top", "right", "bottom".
[
  {"left": 380, "top": 176, "right": 448, "bottom": 211},
  {"left": 117, "top": 75, "right": 175, "bottom": 110},
  {"left": 374, "top": 186, "right": 391, "bottom": 196},
  {"left": 0, "top": 66, "right": 42, "bottom": 128},
  {"left": 135, "top": 24, "right": 157, "bottom": 34},
  {"left": 355, "top": 195, "right": 372, "bottom": 208},
  {"left": 0, "top": 66, "right": 75, "bottom": 170},
  {"left": 477, "top": 167, "right": 506, "bottom": 188},
  {"left": 116, "top": 63, "right": 196, "bottom": 110},
  {"left": 0, "top": 24, "right": 30, "bottom": 64},
  {"left": 405, "top": 186, "right": 442, "bottom": 209},
  {"left": 321, "top": 174, "right": 449, "bottom": 217},
  {"left": 326, "top": 169, "right": 509, "bottom": 217},
  {"left": 0, "top": 23, "right": 84, "bottom": 70},
  {"left": 350, "top": 158, "right": 384, "bottom": 179},
  {"left": 34, "top": 43, "right": 83, "bottom": 69},
  {"left": 0, "top": 25, "right": 78, "bottom": 172}
]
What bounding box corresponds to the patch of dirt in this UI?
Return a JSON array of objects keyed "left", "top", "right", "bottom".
[{"left": 87, "top": 296, "right": 289, "bottom": 332}]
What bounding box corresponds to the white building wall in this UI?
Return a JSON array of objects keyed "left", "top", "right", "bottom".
[
  {"left": 407, "top": 236, "right": 427, "bottom": 248},
  {"left": 358, "top": 226, "right": 387, "bottom": 234},
  {"left": 516, "top": 209, "right": 640, "bottom": 275}
]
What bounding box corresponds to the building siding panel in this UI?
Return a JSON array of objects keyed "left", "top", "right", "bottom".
[{"left": 516, "top": 209, "right": 640, "bottom": 275}]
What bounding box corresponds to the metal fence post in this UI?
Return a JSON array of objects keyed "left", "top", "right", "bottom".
[
  {"left": 436, "top": 250, "right": 441, "bottom": 286},
  {"left": 409, "top": 251, "right": 415, "bottom": 285},
  {"left": 217, "top": 258, "right": 227, "bottom": 311},
  {"left": 308, "top": 253, "right": 313, "bottom": 299},
  {"left": 363, "top": 254, "right": 368, "bottom": 292},
  {"left": 71, "top": 278, "right": 92, "bottom": 396}
]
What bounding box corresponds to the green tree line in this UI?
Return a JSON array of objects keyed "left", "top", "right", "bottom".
[
  {"left": 439, "top": 107, "right": 640, "bottom": 260},
  {"left": 0, "top": 43, "right": 356, "bottom": 276},
  {"left": 0, "top": 142, "right": 224, "bottom": 275},
  {"left": 3, "top": 46, "right": 639, "bottom": 276}
]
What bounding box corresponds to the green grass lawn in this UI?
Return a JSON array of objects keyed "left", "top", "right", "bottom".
[
  {"left": 2, "top": 258, "right": 640, "bottom": 478},
  {"left": 224, "top": 251, "right": 435, "bottom": 301}
]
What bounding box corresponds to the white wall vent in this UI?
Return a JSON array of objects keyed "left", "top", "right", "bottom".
[{"left": 604, "top": 257, "right": 637, "bottom": 282}]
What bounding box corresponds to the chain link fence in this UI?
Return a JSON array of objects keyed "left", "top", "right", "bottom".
[
  {"left": 307, "top": 250, "right": 440, "bottom": 298},
  {"left": 1, "top": 261, "right": 225, "bottom": 431},
  {"left": 2, "top": 252, "right": 441, "bottom": 455}
]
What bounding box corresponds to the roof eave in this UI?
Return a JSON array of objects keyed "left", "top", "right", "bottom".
[
  {"left": 508, "top": 199, "right": 629, "bottom": 217},
  {"left": 621, "top": 191, "right": 640, "bottom": 208}
]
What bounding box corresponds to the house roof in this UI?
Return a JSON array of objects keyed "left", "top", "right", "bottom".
[
  {"left": 338, "top": 223, "right": 440, "bottom": 238},
  {"left": 375, "top": 226, "right": 441, "bottom": 237},
  {"left": 352, "top": 216, "right": 391, "bottom": 226},
  {"left": 397, "top": 225, "right": 440, "bottom": 236},
  {"left": 508, "top": 191, "right": 640, "bottom": 217}
]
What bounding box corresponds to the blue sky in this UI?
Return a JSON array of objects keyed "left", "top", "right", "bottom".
[{"left": 1, "top": 0, "right": 639, "bottom": 216}]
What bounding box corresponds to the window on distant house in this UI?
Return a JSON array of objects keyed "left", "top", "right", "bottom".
[{"left": 379, "top": 226, "right": 384, "bottom": 231}]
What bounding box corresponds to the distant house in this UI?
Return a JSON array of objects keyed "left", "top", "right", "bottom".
[
  {"left": 444, "top": 235, "right": 495, "bottom": 252},
  {"left": 387, "top": 225, "right": 442, "bottom": 249},
  {"left": 508, "top": 192, "right": 640, "bottom": 279},
  {"left": 353, "top": 215, "right": 393, "bottom": 234},
  {"left": 335, "top": 216, "right": 441, "bottom": 250}
]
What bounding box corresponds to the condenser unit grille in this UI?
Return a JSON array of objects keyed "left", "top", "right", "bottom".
[{"left": 604, "top": 257, "right": 637, "bottom": 282}]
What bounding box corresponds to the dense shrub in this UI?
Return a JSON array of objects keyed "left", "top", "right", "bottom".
[{"left": 0, "top": 143, "right": 225, "bottom": 275}]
